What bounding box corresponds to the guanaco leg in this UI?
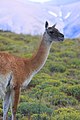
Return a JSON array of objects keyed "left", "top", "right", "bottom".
[
  {"left": 10, "top": 86, "right": 20, "bottom": 120},
  {"left": 3, "top": 90, "right": 11, "bottom": 120}
]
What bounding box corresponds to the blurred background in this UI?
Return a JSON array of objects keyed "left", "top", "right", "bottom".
[{"left": 0, "top": 0, "right": 80, "bottom": 38}]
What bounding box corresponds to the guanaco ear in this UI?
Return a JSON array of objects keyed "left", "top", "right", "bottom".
[
  {"left": 52, "top": 23, "right": 56, "bottom": 28},
  {"left": 45, "top": 21, "right": 48, "bottom": 29}
]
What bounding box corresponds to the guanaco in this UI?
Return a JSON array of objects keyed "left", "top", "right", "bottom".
[{"left": 0, "top": 21, "right": 64, "bottom": 120}]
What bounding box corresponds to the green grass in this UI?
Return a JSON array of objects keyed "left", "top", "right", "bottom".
[{"left": 0, "top": 31, "right": 80, "bottom": 120}]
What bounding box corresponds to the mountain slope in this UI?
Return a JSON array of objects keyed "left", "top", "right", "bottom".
[
  {"left": 0, "top": 0, "right": 80, "bottom": 38},
  {"left": 0, "top": 31, "right": 80, "bottom": 119}
]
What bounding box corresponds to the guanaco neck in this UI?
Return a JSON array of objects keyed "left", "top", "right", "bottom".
[{"left": 30, "top": 33, "right": 52, "bottom": 74}]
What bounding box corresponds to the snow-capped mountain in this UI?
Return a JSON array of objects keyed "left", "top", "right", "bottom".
[{"left": 0, "top": 0, "right": 80, "bottom": 38}]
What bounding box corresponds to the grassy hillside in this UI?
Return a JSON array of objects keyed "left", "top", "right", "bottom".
[{"left": 0, "top": 31, "right": 80, "bottom": 120}]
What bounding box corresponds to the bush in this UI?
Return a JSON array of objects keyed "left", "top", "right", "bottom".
[
  {"left": 43, "top": 80, "right": 61, "bottom": 87},
  {"left": 20, "top": 95, "right": 34, "bottom": 103},
  {"left": 18, "top": 102, "right": 52, "bottom": 116},
  {"left": 61, "top": 79, "right": 80, "bottom": 85},
  {"left": 29, "top": 84, "right": 60, "bottom": 101},
  {"left": 29, "top": 73, "right": 52, "bottom": 87},
  {"left": 61, "top": 85, "right": 80, "bottom": 101},
  {"left": 69, "top": 58, "right": 80, "bottom": 68},
  {"left": 31, "top": 113, "right": 50, "bottom": 120},
  {"left": 37, "top": 80, "right": 61, "bottom": 89},
  {"left": 59, "top": 50, "right": 77, "bottom": 58},
  {"left": 49, "top": 92, "right": 78, "bottom": 106},
  {"left": 52, "top": 107, "right": 80, "bottom": 120},
  {"left": 49, "top": 63, "right": 66, "bottom": 73}
]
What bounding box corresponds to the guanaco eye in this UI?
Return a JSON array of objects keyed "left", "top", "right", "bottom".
[{"left": 49, "top": 31, "right": 54, "bottom": 34}]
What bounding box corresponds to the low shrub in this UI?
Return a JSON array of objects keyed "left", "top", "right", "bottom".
[
  {"left": 49, "top": 92, "right": 78, "bottom": 106},
  {"left": 29, "top": 73, "right": 52, "bottom": 87},
  {"left": 61, "top": 79, "right": 80, "bottom": 85},
  {"left": 18, "top": 102, "right": 52, "bottom": 117},
  {"left": 49, "top": 63, "right": 66, "bottom": 73},
  {"left": 52, "top": 107, "right": 80, "bottom": 120},
  {"left": 69, "top": 58, "right": 80, "bottom": 68},
  {"left": 61, "top": 85, "right": 80, "bottom": 101},
  {"left": 31, "top": 113, "right": 50, "bottom": 120}
]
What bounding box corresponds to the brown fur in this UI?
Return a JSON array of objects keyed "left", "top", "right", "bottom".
[{"left": 0, "top": 39, "right": 49, "bottom": 88}]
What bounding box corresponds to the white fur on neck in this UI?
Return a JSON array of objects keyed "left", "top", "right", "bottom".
[{"left": 43, "top": 31, "right": 53, "bottom": 45}]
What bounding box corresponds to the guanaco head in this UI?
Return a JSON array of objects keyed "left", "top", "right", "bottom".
[{"left": 45, "top": 21, "right": 64, "bottom": 42}]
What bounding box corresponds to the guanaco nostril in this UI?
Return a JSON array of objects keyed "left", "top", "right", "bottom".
[
  {"left": 62, "top": 34, "right": 64, "bottom": 38},
  {"left": 60, "top": 33, "right": 64, "bottom": 38}
]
